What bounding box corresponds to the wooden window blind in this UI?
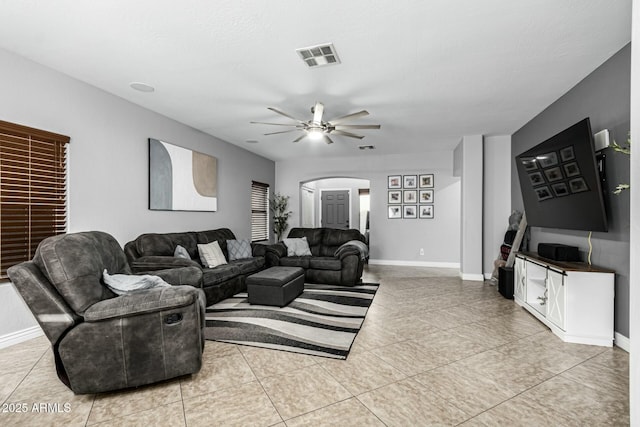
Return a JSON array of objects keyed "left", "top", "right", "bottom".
[
  {"left": 251, "top": 181, "right": 269, "bottom": 242},
  {"left": 0, "top": 120, "right": 70, "bottom": 279}
]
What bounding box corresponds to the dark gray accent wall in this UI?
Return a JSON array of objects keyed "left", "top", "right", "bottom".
[{"left": 511, "top": 44, "right": 631, "bottom": 338}]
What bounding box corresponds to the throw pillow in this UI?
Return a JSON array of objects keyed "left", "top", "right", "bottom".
[
  {"left": 198, "top": 241, "right": 228, "bottom": 268},
  {"left": 102, "top": 269, "right": 171, "bottom": 295},
  {"left": 174, "top": 244, "right": 191, "bottom": 259},
  {"left": 227, "top": 239, "right": 252, "bottom": 261},
  {"left": 282, "top": 237, "right": 312, "bottom": 257}
]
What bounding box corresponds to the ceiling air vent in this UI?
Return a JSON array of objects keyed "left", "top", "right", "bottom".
[{"left": 296, "top": 43, "right": 341, "bottom": 68}]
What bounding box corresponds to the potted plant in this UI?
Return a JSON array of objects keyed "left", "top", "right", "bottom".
[{"left": 270, "top": 192, "right": 292, "bottom": 241}]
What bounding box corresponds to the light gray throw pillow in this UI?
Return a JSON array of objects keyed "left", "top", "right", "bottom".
[
  {"left": 283, "top": 237, "right": 312, "bottom": 257},
  {"left": 102, "top": 269, "right": 171, "bottom": 295},
  {"left": 227, "top": 239, "right": 252, "bottom": 261},
  {"left": 174, "top": 244, "right": 191, "bottom": 259}
]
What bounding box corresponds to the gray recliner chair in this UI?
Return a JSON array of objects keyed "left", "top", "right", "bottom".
[{"left": 7, "top": 231, "right": 206, "bottom": 394}]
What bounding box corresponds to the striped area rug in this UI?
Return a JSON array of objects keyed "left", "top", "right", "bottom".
[{"left": 204, "top": 283, "right": 379, "bottom": 359}]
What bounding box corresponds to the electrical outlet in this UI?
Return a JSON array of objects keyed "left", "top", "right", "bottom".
[{"left": 419, "top": 248, "right": 424, "bottom": 256}]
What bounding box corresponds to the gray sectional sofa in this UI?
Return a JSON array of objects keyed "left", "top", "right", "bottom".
[
  {"left": 124, "top": 228, "right": 266, "bottom": 305},
  {"left": 265, "top": 227, "right": 368, "bottom": 286}
]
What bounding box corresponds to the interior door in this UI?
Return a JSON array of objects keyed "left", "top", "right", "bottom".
[{"left": 321, "top": 190, "right": 349, "bottom": 229}]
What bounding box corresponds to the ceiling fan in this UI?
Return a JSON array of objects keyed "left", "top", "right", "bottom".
[{"left": 250, "top": 102, "right": 380, "bottom": 144}]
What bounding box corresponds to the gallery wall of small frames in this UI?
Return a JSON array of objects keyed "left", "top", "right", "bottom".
[{"left": 388, "top": 174, "right": 434, "bottom": 219}]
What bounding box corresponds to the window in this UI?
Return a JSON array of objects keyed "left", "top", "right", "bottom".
[
  {"left": 251, "top": 181, "right": 269, "bottom": 242},
  {"left": 0, "top": 120, "right": 70, "bottom": 279}
]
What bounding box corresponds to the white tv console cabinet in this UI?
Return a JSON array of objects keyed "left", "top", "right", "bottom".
[{"left": 514, "top": 252, "right": 615, "bottom": 347}]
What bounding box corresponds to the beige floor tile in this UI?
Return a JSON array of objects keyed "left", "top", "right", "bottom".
[
  {"left": 468, "top": 394, "right": 579, "bottom": 427},
  {"left": 8, "top": 362, "right": 78, "bottom": 402},
  {"left": 1, "top": 392, "right": 95, "bottom": 427},
  {"left": 284, "top": 397, "right": 384, "bottom": 427},
  {"left": 413, "top": 364, "right": 515, "bottom": 417},
  {"left": 203, "top": 340, "right": 241, "bottom": 359},
  {"left": 495, "top": 338, "right": 592, "bottom": 374},
  {"left": 0, "top": 370, "right": 29, "bottom": 403},
  {"left": 0, "top": 336, "right": 48, "bottom": 376},
  {"left": 239, "top": 345, "right": 319, "bottom": 379},
  {"left": 560, "top": 358, "right": 629, "bottom": 398},
  {"left": 320, "top": 351, "right": 406, "bottom": 395},
  {"left": 351, "top": 323, "right": 405, "bottom": 351},
  {"left": 88, "top": 379, "right": 181, "bottom": 424},
  {"left": 357, "top": 378, "right": 469, "bottom": 426},
  {"left": 370, "top": 340, "right": 445, "bottom": 376},
  {"left": 260, "top": 364, "right": 351, "bottom": 420},
  {"left": 183, "top": 381, "right": 281, "bottom": 427},
  {"left": 180, "top": 353, "right": 256, "bottom": 399},
  {"left": 90, "top": 401, "right": 186, "bottom": 427},
  {"left": 521, "top": 375, "right": 630, "bottom": 425},
  {"left": 412, "top": 329, "right": 489, "bottom": 364}
]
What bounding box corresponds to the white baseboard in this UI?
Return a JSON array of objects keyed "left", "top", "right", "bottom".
[
  {"left": 614, "top": 332, "right": 630, "bottom": 352},
  {"left": 0, "top": 325, "right": 44, "bottom": 350},
  {"left": 459, "top": 273, "right": 485, "bottom": 281},
  {"left": 484, "top": 273, "right": 494, "bottom": 280},
  {"left": 368, "top": 259, "right": 460, "bottom": 269}
]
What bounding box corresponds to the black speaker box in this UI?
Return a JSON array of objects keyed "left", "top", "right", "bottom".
[
  {"left": 538, "top": 243, "right": 580, "bottom": 262},
  {"left": 498, "top": 266, "right": 514, "bottom": 299}
]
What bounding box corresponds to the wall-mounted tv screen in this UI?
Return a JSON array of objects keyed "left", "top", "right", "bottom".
[{"left": 515, "top": 118, "right": 608, "bottom": 232}]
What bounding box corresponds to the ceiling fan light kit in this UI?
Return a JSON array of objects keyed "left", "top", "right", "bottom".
[{"left": 251, "top": 101, "right": 380, "bottom": 145}]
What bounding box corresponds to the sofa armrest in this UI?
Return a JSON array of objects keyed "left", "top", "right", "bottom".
[
  {"left": 150, "top": 267, "right": 203, "bottom": 288},
  {"left": 265, "top": 242, "right": 287, "bottom": 266},
  {"left": 130, "top": 256, "right": 201, "bottom": 273},
  {"left": 84, "top": 286, "right": 204, "bottom": 322},
  {"left": 251, "top": 242, "right": 268, "bottom": 258},
  {"left": 334, "top": 245, "right": 361, "bottom": 260}
]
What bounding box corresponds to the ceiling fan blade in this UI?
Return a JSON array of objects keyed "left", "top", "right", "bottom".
[
  {"left": 264, "top": 129, "right": 300, "bottom": 136},
  {"left": 312, "top": 102, "right": 324, "bottom": 124},
  {"left": 267, "top": 107, "right": 305, "bottom": 123},
  {"left": 250, "top": 121, "right": 299, "bottom": 127},
  {"left": 322, "top": 134, "right": 334, "bottom": 145},
  {"left": 331, "top": 130, "right": 365, "bottom": 139},
  {"left": 292, "top": 134, "right": 306, "bottom": 143},
  {"left": 328, "top": 110, "right": 369, "bottom": 125},
  {"left": 333, "top": 124, "right": 381, "bottom": 130}
]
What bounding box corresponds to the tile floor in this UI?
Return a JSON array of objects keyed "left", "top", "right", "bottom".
[{"left": 0, "top": 265, "right": 630, "bottom": 426}]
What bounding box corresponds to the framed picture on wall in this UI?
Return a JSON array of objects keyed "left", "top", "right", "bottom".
[
  {"left": 419, "top": 189, "right": 433, "bottom": 203},
  {"left": 388, "top": 175, "right": 402, "bottom": 189},
  {"left": 403, "top": 175, "right": 417, "bottom": 188},
  {"left": 388, "top": 205, "right": 402, "bottom": 219},
  {"left": 419, "top": 205, "right": 434, "bottom": 219},
  {"left": 403, "top": 205, "right": 417, "bottom": 219},
  {"left": 388, "top": 190, "right": 402, "bottom": 204},
  {"left": 403, "top": 190, "right": 417, "bottom": 203},
  {"left": 419, "top": 174, "right": 434, "bottom": 188}
]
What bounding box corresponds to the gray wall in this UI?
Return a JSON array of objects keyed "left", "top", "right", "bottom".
[
  {"left": 458, "top": 136, "right": 484, "bottom": 280},
  {"left": 0, "top": 48, "right": 275, "bottom": 341},
  {"left": 511, "top": 44, "right": 631, "bottom": 338},
  {"left": 483, "top": 136, "right": 512, "bottom": 278},
  {"left": 276, "top": 151, "right": 461, "bottom": 266}
]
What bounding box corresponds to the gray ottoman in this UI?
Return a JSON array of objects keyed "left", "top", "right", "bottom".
[{"left": 247, "top": 266, "right": 305, "bottom": 307}]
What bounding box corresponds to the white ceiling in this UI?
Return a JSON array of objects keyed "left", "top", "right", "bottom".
[{"left": 0, "top": 0, "right": 632, "bottom": 161}]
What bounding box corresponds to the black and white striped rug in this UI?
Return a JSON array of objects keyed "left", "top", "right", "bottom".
[{"left": 204, "top": 283, "right": 379, "bottom": 359}]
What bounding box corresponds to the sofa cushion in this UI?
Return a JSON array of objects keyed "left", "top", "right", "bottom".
[
  {"left": 198, "top": 241, "right": 228, "bottom": 268},
  {"left": 279, "top": 256, "right": 311, "bottom": 269},
  {"left": 227, "top": 239, "right": 252, "bottom": 261},
  {"left": 309, "top": 257, "right": 342, "bottom": 271},
  {"left": 283, "top": 237, "right": 312, "bottom": 257},
  {"left": 135, "top": 232, "right": 199, "bottom": 259},
  {"left": 201, "top": 264, "right": 241, "bottom": 286},
  {"left": 33, "top": 231, "right": 125, "bottom": 314},
  {"left": 230, "top": 257, "right": 265, "bottom": 275}
]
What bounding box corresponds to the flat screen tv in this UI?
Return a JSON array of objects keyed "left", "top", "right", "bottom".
[{"left": 515, "top": 118, "right": 608, "bottom": 232}]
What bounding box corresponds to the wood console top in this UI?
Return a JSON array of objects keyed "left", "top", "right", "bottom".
[{"left": 516, "top": 252, "right": 615, "bottom": 274}]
